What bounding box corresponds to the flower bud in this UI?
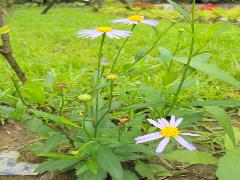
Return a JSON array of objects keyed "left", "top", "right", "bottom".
[
  {"left": 179, "top": 28, "right": 184, "bottom": 33},
  {"left": 57, "top": 82, "right": 67, "bottom": 89},
  {"left": 106, "top": 73, "right": 118, "bottom": 80},
  {"left": 70, "top": 151, "right": 79, "bottom": 155},
  {"left": 78, "top": 94, "right": 92, "bottom": 102},
  {"left": 102, "top": 59, "right": 110, "bottom": 67},
  {"left": 119, "top": 115, "right": 130, "bottom": 124}
]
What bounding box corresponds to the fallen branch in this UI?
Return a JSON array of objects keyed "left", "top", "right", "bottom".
[{"left": 0, "top": 11, "right": 27, "bottom": 84}]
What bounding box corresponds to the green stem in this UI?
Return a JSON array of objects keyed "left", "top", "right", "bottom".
[
  {"left": 166, "top": 31, "right": 182, "bottom": 74},
  {"left": 97, "top": 34, "right": 106, "bottom": 81},
  {"left": 108, "top": 81, "right": 113, "bottom": 111},
  {"left": 59, "top": 89, "right": 64, "bottom": 116},
  {"left": 95, "top": 34, "right": 106, "bottom": 135},
  {"left": 118, "top": 125, "right": 122, "bottom": 141},
  {"left": 165, "top": 0, "right": 195, "bottom": 116},
  {"left": 110, "top": 24, "right": 136, "bottom": 72},
  {"left": 11, "top": 76, "right": 26, "bottom": 106},
  {"left": 82, "top": 103, "right": 91, "bottom": 138},
  {"left": 127, "top": 23, "right": 176, "bottom": 69}
]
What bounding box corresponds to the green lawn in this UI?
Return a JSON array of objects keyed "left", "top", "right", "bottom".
[{"left": 2, "top": 7, "right": 239, "bottom": 90}]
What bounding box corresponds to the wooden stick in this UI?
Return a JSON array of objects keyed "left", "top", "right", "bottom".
[{"left": 0, "top": 11, "right": 27, "bottom": 84}]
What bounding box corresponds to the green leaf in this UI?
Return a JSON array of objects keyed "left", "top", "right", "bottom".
[
  {"left": 224, "top": 127, "right": 240, "bottom": 151},
  {"left": 166, "top": 0, "right": 192, "bottom": 24},
  {"left": 205, "top": 106, "right": 235, "bottom": 146},
  {"left": 216, "top": 149, "right": 240, "bottom": 180},
  {"left": 122, "top": 170, "right": 138, "bottom": 180},
  {"left": 158, "top": 47, "right": 172, "bottom": 62},
  {"left": 96, "top": 145, "right": 123, "bottom": 180},
  {"left": 163, "top": 72, "right": 177, "bottom": 86},
  {"left": 26, "top": 118, "right": 43, "bottom": 132},
  {"left": 60, "top": 117, "right": 80, "bottom": 128},
  {"left": 164, "top": 150, "right": 217, "bottom": 164},
  {"left": 149, "top": 164, "right": 172, "bottom": 177},
  {"left": 22, "top": 81, "right": 46, "bottom": 104},
  {"left": 86, "top": 159, "right": 98, "bottom": 175},
  {"left": 77, "top": 141, "right": 96, "bottom": 156},
  {"left": 187, "top": 99, "right": 240, "bottom": 107},
  {"left": 135, "top": 161, "right": 155, "bottom": 179},
  {"left": 43, "top": 133, "right": 64, "bottom": 152},
  {"left": 38, "top": 152, "right": 78, "bottom": 159},
  {"left": 134, "top": 48, "right": 146, "bottom": 62},
  {"left": 35, "top": 158, "right": 78, "bottom": 173},
  {"left": 169, "top": 78, "right": 200, "bottom": 93},
  {"left": 173, "top": 55, "right": 240, "bottom": 88}
]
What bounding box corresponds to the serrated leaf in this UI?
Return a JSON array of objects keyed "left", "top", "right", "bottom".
[
  {"left": 135, "top": 161, "right": 155, "bottom": 179},
  {"left": 43, "top": 133, "right": 64, "bottom": 152},
  {"left": 205, "top": 106, "right": 235, "bottom": 147},
  {"left": 217, "top": 149, "right": 240, "bottom": 180},
  {"left": 166, "top": 0, "right": 192, "bottom": 24},
  {"left": 35, "top": 158, "right": 78, "bottom": 173},
  {"left": 86, "top": 159, "right": 98, "bottom": 174},
  {"left": 173, "top": 55, "right": 240, "bottom": 88},
  {"left": 122, "top": 170, "right": 138, "bottom": 180},
  {"left": 164, "top": 150, "right": 217, "bottom": 164},
  {"left": 96, "top": 145, "right": 123, "bottom": 180},
  {"left": 38, "top": 152, "right": 78, "bottom": 159}
]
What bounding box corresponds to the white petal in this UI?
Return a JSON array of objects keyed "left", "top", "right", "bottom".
[
  {"left": 169, "top": 115, "right": 176, "bottom": 126},
  {"left": 173, "top": 118, "right": 183, "bottom": 127},
  {"left": 111, "top": 19, "right": 138, "bottom": 25},
  {"left": 77, "top": 30, "right": 103, "bottom": 39},
  {"left": 157, "top": 118, "right": 170, "bottom": 128},
  {"left": 175, "top": 136, "right": 196, "bottom": 151},
  {"left": 156, "top": 137, "right": 170, "bottom": 153},
  {"left": 180, "top": 132, "right": 200, "bottom": 137},
  {"left": 142, "top": 20, "right": 159, "bottom": 27},
  {"left": 135, "top": 132, "right": 163, "bottom": 144},
  {"left": 147, "top": 119, "right": 162, "bottom": 129}
]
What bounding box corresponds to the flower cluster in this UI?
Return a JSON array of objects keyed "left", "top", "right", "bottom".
[
  {"left": 134, "top": 1, "right": 153, "bottom": 7},
  {"left": 199, "top": 3, "right": 217, "bottom": 11}
]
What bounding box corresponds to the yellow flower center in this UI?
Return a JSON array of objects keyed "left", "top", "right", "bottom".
[
  {"left": 128, "top": 15, "right": 144, "bottom": 22},
  {"left": 160, "top": 126, "right": 179, "bottom": 138},
  {"left": 106, "top": 73, "right": 118, "bottom": 80},
  {"left": 96, "top": 27, "right": 112, "bottom": 32}
]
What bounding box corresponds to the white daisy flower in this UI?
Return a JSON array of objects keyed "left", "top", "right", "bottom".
[
  {"left": 135, "top": 115, "right": 200, "bottom": 153},
  {"left": 112, "top": 15, "right": 159, "bottom": 27},
  {"left": 77, "top": 27, "right": 132, "bottom": 39}
]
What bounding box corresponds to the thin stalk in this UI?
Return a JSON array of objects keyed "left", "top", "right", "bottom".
[
  {"left": 165, "top": 0, "right": 196, "bottom": 116},
  {"left": 59, "top": 89, "right": 64, "bottom": 116},
  {"left": 108, "top": 81, "right": 113, "bottom": 111},
  {"left": 166, "top": 31, "right": 182, "bottom": 74},
  {"left": 97, "top": 34, "right": 106, "bottom": 80},
  {"left": 82, "top": 103, "right": 91, "bottom": 138},
  {"left": 118, "top": 125, "right": 122, "bottom": 141},
  {"left": 127, "top": 23, "right": 176, "bottom": 69},
  {"left": 110, "top": 24, "right": 136, "bottom": 72},
  {"left": 95, "top": 34, "right": 106, "bottom": 134},
  {"left": 11, "top": 76, "right": 26, "bottom": 106}
]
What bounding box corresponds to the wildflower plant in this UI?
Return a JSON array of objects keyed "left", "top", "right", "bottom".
[{"left": 10, "top": 0, "right": 240, "bottom": 179}]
